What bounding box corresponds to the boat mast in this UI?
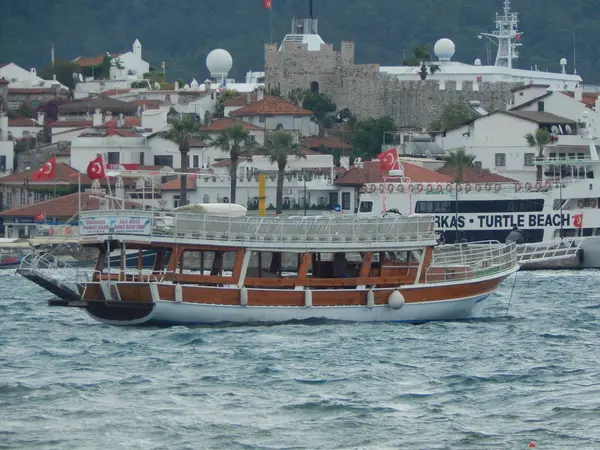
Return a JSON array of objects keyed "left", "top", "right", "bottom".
[{"left": 479, "top": 0, "right": 522, "bottom": 68}]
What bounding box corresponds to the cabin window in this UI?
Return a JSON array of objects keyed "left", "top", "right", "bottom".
[
  {"left": 537, "top": 101, "right": 545, "bottom": 112},
  {"left": 359, "top": 201, "right": 373, "bottom": 213},
  {"left": 495, "top": 153, "right": 506, "bottom": 167},
  {"left": 441, "top": 229, "right": 544, "bottom": 244},
  {"left": 524, "top": 153, "right": 535, "bottom": 166},
  {"left": 415, "top": 199, "right": 544, "bottom": 214},
  {"left": 173, "top": 195, "right": 180, "bottom": 208}
]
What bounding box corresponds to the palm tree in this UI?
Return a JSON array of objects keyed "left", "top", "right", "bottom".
[
  {"left": 213, "top": 122, "right": 251, "bottom": 204},
  {"left": 525, "top": 128, "right": 551, "bottom": 182},
  {"left": 260, "top": 131, "right": 306, "bottom": 214},
  {"left": 159, "top": 115, "right": 210, "bottom": 207},
  {"left": 403, "top": 45, "right": 440, "bottom": 80},
  {"left": 444, "top": 147, "right": 476, "bottom": 183}
]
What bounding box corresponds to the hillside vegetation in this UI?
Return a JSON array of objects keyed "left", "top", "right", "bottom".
[{"left": 1, "top": 0, "right": 598, "bottom": 83}]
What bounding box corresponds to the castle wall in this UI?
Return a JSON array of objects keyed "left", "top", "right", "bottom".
[{"left": 265, "top": 41, "right": 522, "bottom": 128}]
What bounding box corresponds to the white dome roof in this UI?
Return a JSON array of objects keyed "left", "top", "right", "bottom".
[
  {"left": 434, "top": 38, "right": 456, "bottom": 62},
  {"left": 206, "top": 49, "right": 233, "bottom": 78}
]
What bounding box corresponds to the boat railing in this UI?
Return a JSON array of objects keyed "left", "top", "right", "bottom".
[
  {"left": 18, "top": 251, "right": 87, "bottom": 293},
  {"left": 78, "top": 210, "right": 438, "bottom": 245},
  {"left": 426, "top": 241, "right": 517, "bottom": 283},
  {"left": 516, "top": 239, "right": 581, "bottom": 263}
]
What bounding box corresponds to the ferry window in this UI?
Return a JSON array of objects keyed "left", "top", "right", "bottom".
[
  {"left": 495, "top": 153, "right": 506, "bottom": 167},
  {"left": 415, "top": 199, "right": 544, "bottom": 214},
  {"left": 441, "top": 229, "right": 544, "bottom": 244},
  {"left": 359, "top": 201, "right": 373, "bottom": 213},
  {"left": 549, "top": 152, "right": 556, "bottom": 160},
  {"left": 524, "top": 153, "right": 535, "bottom": 166},
  {"left": 173, "top": 195, "right": 180, "bottom": 208},
  {"left": 342, "top": 192, "right": 351, "bottom": 210}
]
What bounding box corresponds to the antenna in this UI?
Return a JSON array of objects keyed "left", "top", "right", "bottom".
[
  {"left": 309, "top": 0, "right": 313, "bottom": 19},
  {"left": 573, "top": 29, "right": 577, "bottom": 75},
  {"left": 479, "top": 0, "right": 522, "bottom": 68}
]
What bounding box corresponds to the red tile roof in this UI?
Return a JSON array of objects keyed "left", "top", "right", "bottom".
[
  {"left": 113, "top": 129, "right": 140, "bottom": 137},
  {"left": 224, "top": 94, "right": 258, "bottom": 107},
  {"left": 230, "top": 96, "right": 313, "bottom": 117},
  {"left": 103, "top": 116, "right": 141, "bottom": 127},
  {"left": 301, "top": 136, "right": 353, "bottom": 149},
  {"left": 8, "top": 117, "right": 42, "bottom": 127},
  {"left": 201, "top": 117, "right": 263, "bottom": 132},
  {"left": 300, "top": 148, "right": 324, "bottom": 156},
  {"left": 159, "top": 175, "right": 197, "bottom": 191},
  {"left": 8, "top": 88, "right": 55, "bottom": 94},
  {"left": 335, "top": 161, "right": 453, "bottom": 186},
  {"left": 437, "top": 166, "right": 517, "bottom": 183},
  {"left": 49, "top": 120, "right": 93, "bottom": 128},
  {"left": 561, "top": 90, "right": 600, "bottom": 108},
  {"left": 74, "top": 53, "right": 122, "bottom": 68},
  {"left": 132, "top": 99, "right": 162, "bottom": 110},
  {"left": 0, "top": 163, "right": 95, "bottom": 185},
  {"left": 189, "top": 139, "right": 210, "bottom": 148},
  {"left": 0, "top": 192, "right": 140, "bottom": 218},
  {"left": 101, "top": 88, "right": 132, "bottom": 96}
]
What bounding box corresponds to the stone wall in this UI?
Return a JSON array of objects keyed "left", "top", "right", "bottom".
[
  {"left": 16, "top": 141, "right": 69, "bottom": 172},
  {"left": 265, "top": 41, "right": 521, "bottom": 128}
]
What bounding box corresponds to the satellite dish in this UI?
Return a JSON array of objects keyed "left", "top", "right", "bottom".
[
  {"left": 551, "top": 125, "right": 559, "bottom": 135},
  {"left": 565, "top": 124, "right": 573, "bottom": 135}
]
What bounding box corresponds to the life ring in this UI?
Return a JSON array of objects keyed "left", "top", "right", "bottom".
[
  {"left": 475, "top": 184, "right": 482, "bottom": 192},
  {"left": 426, "top": 184, "right": 433, "bottom": 193},
  {"left": 445, "top": 184, "right": 452, "bottom": 192},
  {"left": 525, "top": 182, "right": 532, "bottom": 191},
  {"left": 464, "top": 184, "right": 472, "bottom": 193},
  {"left": 535, "top": 182, "right": 542, "bottom": 191},
  {"left": 545, "top": 181, "right": 551, "bottom": 190},
  {"left": 368, "top": 184, "right": 376, "bottom": 193},
  {"left": 387, "top": 183, "right": 394, "bottom": 193},
  {"left": 397, "top": 184, "right": 404, "bottom": 193},
  {"left": 360, "top": 185, "right": 367, "bottom": 193},
  {"left": 495, "top": 183, "right": 501, "bottom": 192},
  {"left": 485, "top": 184, "right": 492, "bottom": 191},
  {"left": 65, "top": 226, "right": 72, "bottom": 235},
  {"left": 515, "top": 183, "right": 522, "bottom": 191},
  {"left": 378, "top": 184, "right": 385, "bottom": 193},
  {"left": 456, "top": 184, "right": 463, "bottom": 192},
  {"left": 417, "top": 184, "right": 423, "bottom": 192},
  {"left": 436, "top": 184, "right": 443, "bottom": 193},
  {"left": 577, "top": 200, "right": 584, "bottom": 208},
  {"left": 591, "top": 199, "right": 598, "bottom": 208}
]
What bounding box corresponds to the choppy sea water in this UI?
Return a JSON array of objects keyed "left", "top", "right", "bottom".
[{"left": 1, "top": 270, "right": 600, "bottom": 450}]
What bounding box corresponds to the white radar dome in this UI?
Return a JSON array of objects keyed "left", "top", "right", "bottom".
[
  {"left": 474, "top": 58, "right": 482, "bottom": 66},
  {"left": 560, "top": 58, "right": 567, "bottom": 66},
  {"left": 434, "top": 38, "right": 456, "bottom": 62},
  {"left": 206, "top": 49, "right": 233, "bottom": 79}
]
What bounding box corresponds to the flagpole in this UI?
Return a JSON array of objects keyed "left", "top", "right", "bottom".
[
  {"left": 269, "top": 4, "right": 273, "bottom": 43},
  {"left": 78, "top": 173, "right": 81, "bottom": 215}
]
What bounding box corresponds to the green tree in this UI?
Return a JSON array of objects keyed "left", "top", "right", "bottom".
[
  {"left": 350, "top": 116, "right": 396, "bottom": 159},
  {"left": 260, "top": 131, "right": 305, "bottom": 214},
  {"left": 101, "top": 54, "right": 112, "bottom": 79},
  {"left": 39, "top": 59, "right": 81, "bottom": 89},
  {"left": 302, "top": 91, "right": 337, "bottom": 137},
  {"left": 159, "top": 115, "right": 210, "bottom": 207},
  {"left": 525, "top": 128, "right": 551, "bottom": 181},
  {"left": 214, "top": 89, "right": 240, "bottom": 118},
  {"left": 17, "top": 102, "right": 36, "bottom": 119},
  {"left": 403, "top": 45, "right": 440, "bottom": 80},
  {"left": 213, "top": 122, "right": 251, "bottom": 204},
  {"left": 430, "top": 103, "right": 476, "bottom": 131},
  {"left": 443, "top": 147, "right": 476, "bottom": 183},
  {"left": 143, "top": 71, "right": 166, "bottom": 89}
]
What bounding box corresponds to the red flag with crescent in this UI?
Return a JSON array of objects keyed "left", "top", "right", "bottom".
[
  {"left": 263, "top": 0, "right": 272, "bottom": 8},
  {"left": 32, "top": 157, "right": 56, "bottom": 181},
  {"left": 377, "top": 148, "right": 399, "bottom": 171},
  {"left": 573, "top": 213, "right": 583, "bottom": 229},
  {"left": 87, "top": 155, "right": 106, "bottom": 180}
]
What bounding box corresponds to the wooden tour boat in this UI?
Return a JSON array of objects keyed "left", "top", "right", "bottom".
[{"left": 18, "top": 209, "right": 520, "bottom": 325}]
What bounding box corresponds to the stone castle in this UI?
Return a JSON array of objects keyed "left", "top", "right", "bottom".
[{"left": 265, "top": 35, "right": 521, "bottom": 129}]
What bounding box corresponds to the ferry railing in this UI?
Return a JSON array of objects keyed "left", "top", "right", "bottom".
[
  {"left": 426, "top": 241, "right": 517, "bottom": 283},
  {"left": 516, "top": 239, "right": 581, "bottom": 263},
  {"left": 78, "top": 210, "right": 438, "bottom": 246}
]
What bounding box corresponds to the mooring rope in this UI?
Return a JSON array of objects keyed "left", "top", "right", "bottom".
[{"left": 504, "top": 270, "right": 519, "bottom": 317}]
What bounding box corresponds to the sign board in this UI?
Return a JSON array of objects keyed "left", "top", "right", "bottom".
[
  {"left": 433, "top": 213, "right": 582, "bottom": 230},
  {"left": 79, "top": 216, "right": 152, "bottom": 236}
]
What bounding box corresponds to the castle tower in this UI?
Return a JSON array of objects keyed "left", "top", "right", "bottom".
[{"left": 133, "top": 39, "right": 142, "bottom": 59}]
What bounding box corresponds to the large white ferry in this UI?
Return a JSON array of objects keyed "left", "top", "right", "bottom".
[{"left": 357, "top": 143, "right": 600, "bottom": 269}]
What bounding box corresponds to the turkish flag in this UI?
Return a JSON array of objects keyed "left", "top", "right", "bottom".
[
  {"left": 377, "top": 148, "right": 399, "bottom": 171},
  {"left": 263, "top": 0, "right": 272, "bottom": 8},
  {"left": 34, "top": 213, "right": 45, "bottom": 221},
  {"left": 87, "top": 155, "right": 106, "bottom": 180},
  {"left": 32, "top": 157, "right": 56, "bottom": 181},
  {"left": 573, "top": 214, "right": 583, "bottom": 229}
]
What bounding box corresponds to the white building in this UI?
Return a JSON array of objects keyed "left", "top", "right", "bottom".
[
  {"left": 0, "top": 63, "right": 68, "bottom": 90},
  {"left": 74, "top": 39, "right": 150, "bottom": 81},
  {"left": 0, "top": 113, "right": 15, "bottom": 175}
]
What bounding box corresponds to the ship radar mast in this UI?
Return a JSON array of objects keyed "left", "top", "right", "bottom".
[{"left": 478, "top": 0, "right": 522, "bottom": 68}]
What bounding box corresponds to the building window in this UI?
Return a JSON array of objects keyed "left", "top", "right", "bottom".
[
  {"left": 154, "top": 155, "right": 173, "bottom": 167},
  {"left": 139, "top": 152, "right": 145, "bottom": 166},
  {"left": 524, "top": 153, "right": 535, "bottom": 166},
  {"left": 342, "top": 192, "right": 351, "bottom": 210},
  {"left": 0, "top": 155, "right": 6, "bottom": 171},
  {"left": 20, "top": 190, "right": 26, "bottom": 205},
  {"left": 276, "top": 123, "right": 284, "bottom": 130},
  {"left": 6, "top": 192, "right": 11, "bottom": 207},
  {"left": 329, "top": 192, "right": 339, "bottom": 208},
  {"left": 359, "top": 201, "right": 373, "bottom": 213},
  {"left": 246, "top": 135, "right": 256, "bottom": 144},
  {"left": 495, "top": 153, "right": 506, "bottom": 167},
  {"left": 537, "top": 101, "right": 545, "bottom": 112},
  {"left": 193, "top": 155, "right": 199, "bottom": 168},
  {"left": 173, "top": 195, "right": 180, "bottom": 208},
  {"left": 310, "top": 81, "right": 320, "bottom": 93},
  {"left": 474, "top": 161, "right": 482, "bottom": 170},
  {"left": 107, "top": 152, "right": 120, "bottom": 164},
  {"left": 259, "top": 116, "right": 266, "bottom": 123}
]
